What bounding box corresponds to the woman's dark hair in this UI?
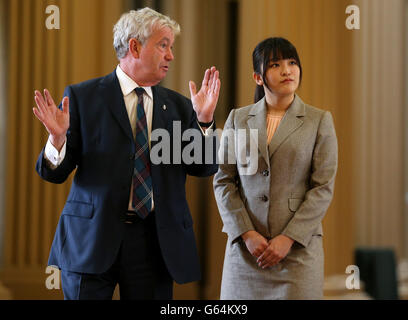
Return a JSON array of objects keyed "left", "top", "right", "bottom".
[{"left": 253, "top": 37, "right": 302, "bottom": 103}]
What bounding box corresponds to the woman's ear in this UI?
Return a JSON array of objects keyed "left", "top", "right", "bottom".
[
  {"left": 253, "top": 72, "right": 263, "bottom": 86},
  {"left": 129, "top": 38, "right": 142, "bottom": 58}
]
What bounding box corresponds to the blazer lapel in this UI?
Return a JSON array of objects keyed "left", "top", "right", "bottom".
[
  {"left": 268, "top": 94, "right": 305, "bottom": 158},
  {"left": 151, "top": 86, "right": 171, "bottom": 131},
  {"left": 247, "top": 98, "right": 269, "bottom": 164},
  {"left": 100, "top": 70, "right": 134, "bottom": 142}
]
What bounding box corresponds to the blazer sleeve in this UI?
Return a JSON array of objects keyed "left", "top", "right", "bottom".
[
  {"left": 282, "top": 111, "right": 338, "bottom": 247},
  {"left": 35, "top": 85, "right": 81, "bottom": 184},
  {"left": 213, "top": 109, "right": 256, "bottom": 243},
  {"left": 181, "top": 108, "right": 218, "bottom": 178}
]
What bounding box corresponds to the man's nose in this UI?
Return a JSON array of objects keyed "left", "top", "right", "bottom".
[{"left": 166, "top": 48, "right": 174, "bottom": 61}]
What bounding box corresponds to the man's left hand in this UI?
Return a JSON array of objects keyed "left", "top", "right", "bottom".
[{"left": 189, "top": 66, "right": 221, "bottom": 123}]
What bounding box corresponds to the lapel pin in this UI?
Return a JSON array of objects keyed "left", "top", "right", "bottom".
[{"left": 162, "top": 104, "right": 167, "bottom": 110}]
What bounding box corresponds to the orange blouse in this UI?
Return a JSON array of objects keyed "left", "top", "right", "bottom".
[{"left": 266, "top": 108, "right": 286, "bottom": 144}]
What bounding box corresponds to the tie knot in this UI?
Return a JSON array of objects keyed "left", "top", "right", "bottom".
[{"left": 135, "top": 87, "right": 145, "bottom": 98}]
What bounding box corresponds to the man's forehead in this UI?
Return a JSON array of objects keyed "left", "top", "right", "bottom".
[
  {"left": 151, "top": 26, "right": 175, "bottom": 40},
  {"left": 157, "top": 36, "right": 172, "bottom": 43}
]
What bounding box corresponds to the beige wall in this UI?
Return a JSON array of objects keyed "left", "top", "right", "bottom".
[
  {"left": 405, "top": 0, "right": 408, "bottom": 259},
  {"left": 0, "top": 0, "right": 7, "bottom": 268}
]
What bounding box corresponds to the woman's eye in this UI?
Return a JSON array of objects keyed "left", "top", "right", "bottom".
[
  {"left": 271, "top": 63, "right": 279, "bottom": 67},
  {"left": 290, "top": 60, "right": 297, "bottom": 65}
]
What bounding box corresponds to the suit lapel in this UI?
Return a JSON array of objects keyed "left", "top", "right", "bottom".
[
  {"left": 151, "top": 86, "right": 171, "bottom": 131},
  {"left": 100, "top": 70, "right": 134, "bottom": 142},
  {"left": 268, "top": 94, "right": 305, "bottom": 158},
  {"left": 247, "top": 98, "right": 269, "bottom": 164}
]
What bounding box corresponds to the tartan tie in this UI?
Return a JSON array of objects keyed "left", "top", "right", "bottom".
[{"left": 132, "top": 87, "right": 152, "bottom": 219}]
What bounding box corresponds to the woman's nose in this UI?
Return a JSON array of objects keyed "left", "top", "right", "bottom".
[{"left": 281, "top": 65, "right": 291, "bottom": 76}]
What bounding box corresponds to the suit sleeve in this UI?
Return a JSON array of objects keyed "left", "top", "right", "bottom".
[
  {"left": 213, "top": 109, "right": 256, "bottom": 243},
  {"left": 181, "top": 108, "right": 218, "bottom": 177},
  {"left": 282, "top": 111, "right": 338, "bottom": 247},
  {"left": 35, "top": 85, "right": 81, "bottom": 184}
]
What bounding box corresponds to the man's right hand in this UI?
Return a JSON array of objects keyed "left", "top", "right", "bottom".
[
  {"left": 241, "top": 230, "right": 268, "bottom": 258},
  {"left": 33, "top": 89, "right": 69, "bottom": 151}
]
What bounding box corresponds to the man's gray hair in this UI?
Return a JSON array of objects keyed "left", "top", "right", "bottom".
[{"left": 113, "top": 7, "right": 180, "bottom": 60}]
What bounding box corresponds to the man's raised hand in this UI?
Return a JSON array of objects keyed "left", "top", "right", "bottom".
[
  {"left": 33, "top": 89, "right": 69, "bottom": 151},
  {"left": 189, "top": 66, "right": 221, "bottom": 124}
]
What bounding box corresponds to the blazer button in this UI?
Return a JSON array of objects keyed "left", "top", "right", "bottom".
[
  {"left": 129, "top": 154, "right": 135, "bottom": 160},
  {"left": 261, "top": 195, "right": 268, "bottom": 202},
  {"left": 262, "top": 170, "right": 269, "bottom": 176}
]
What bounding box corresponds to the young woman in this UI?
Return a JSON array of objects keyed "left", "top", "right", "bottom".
[{"left": 213, "top": 37, "right": 338, "bottom": 299}]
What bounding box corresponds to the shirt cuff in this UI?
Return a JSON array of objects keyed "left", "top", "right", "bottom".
[
  {"left": 197, "top": 120, "right": 214, "bottom": 136},
  {"left": 44, "top": 137, "right": 67, "bottom": 168}
]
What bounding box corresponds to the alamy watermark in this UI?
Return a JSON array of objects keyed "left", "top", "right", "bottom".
[
  {"left": 345, "top": 265, "right": 360, "bottom": 290},
  {"left": 45, "top": 264, "right": 363, "bottom": 291},
  {"left": 45, "top": 5, "right": 60, "bottom": 30},
  {"left": 45, "top": 3, "right": 361, "bottom": 31},
  {"left": 345, "top": 5, "right": 360, "bottom": 30},
  {"left": 45, "top": 266, "right": 60, "bottom": 290},
  {"left": 148, "top": 122, "right": 259, "bottom": 175}
]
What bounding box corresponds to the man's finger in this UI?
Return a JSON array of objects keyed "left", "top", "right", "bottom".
[
  {"left": 189, "top": 81, "right": 197, "bottom": 98},
  {"left": 201, "top": 68, "right": 210, "bottom": 88},
  {"left": 44, "top": 89, "right": 56, "bottom": 107},
  {"left": 62, "top": 96, "right": 69, "bottom": 114},
  {"left": 33, "top": 107, "right": 44, "bottom": 122},
  {"left": 210, "top": 71, "right": 219, "bottom": 93},
  {"left": 35, "top": 90, "right": 47, "bottom": 111},
  {"left": 215, "top": 78, "right": 221, "bottom": 95},
  {"left": 35, "top": 96, "right": 48, "bottom": 116}
]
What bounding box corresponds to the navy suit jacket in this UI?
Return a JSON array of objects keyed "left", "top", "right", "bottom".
[{"left": 36, "top": 70, "right": 218, "bottom": 284}]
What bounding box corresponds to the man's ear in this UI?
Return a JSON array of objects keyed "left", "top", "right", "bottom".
[
  {"left": 253, "top": 72, "right": 263, "bottom": 86},
  {"left": 129, "top": 38, "right": 142, "bottom": 58}
]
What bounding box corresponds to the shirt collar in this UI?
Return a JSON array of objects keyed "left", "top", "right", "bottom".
[{"left": 115, "top": 65, "right": 153, "bottom": 100}]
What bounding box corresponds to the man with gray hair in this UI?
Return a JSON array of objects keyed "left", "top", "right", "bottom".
[{"left": 33, "top": 7, "right": 220, "bottom": 299}]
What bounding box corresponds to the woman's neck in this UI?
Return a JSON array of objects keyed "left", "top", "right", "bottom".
[{"left": 265, "top": 93, "right": 295, "bottom": 111}]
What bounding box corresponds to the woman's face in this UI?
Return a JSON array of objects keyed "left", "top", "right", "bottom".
[{"left": 255, "top": 58, "right": 300, "bottom": 97}]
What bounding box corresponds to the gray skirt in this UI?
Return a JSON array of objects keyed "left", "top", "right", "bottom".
[{"left": 220, "top": 235, "right": 324, "bottom": 300}]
